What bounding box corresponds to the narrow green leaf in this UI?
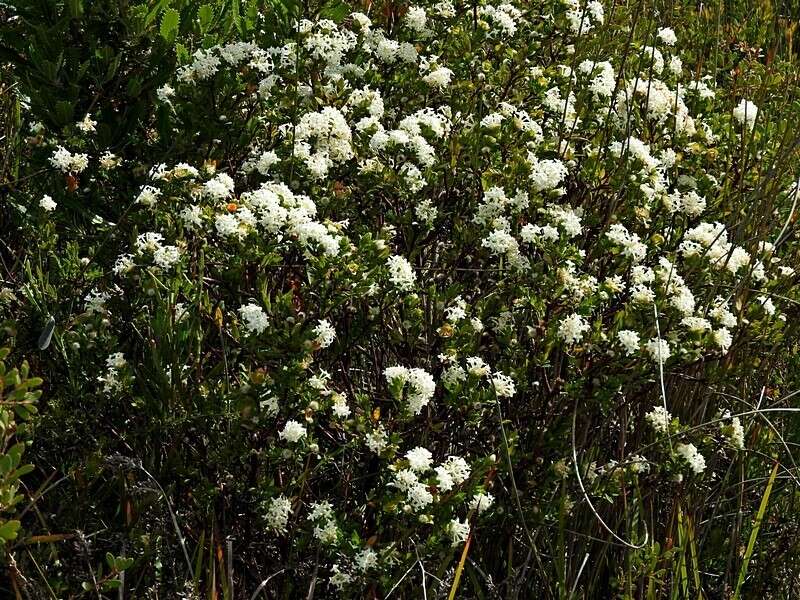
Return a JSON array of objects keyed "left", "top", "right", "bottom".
[{"left": 733, "top": 462, "right": 779, "bottom": 599}]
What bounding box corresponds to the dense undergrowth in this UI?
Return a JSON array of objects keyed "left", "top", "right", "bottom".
[{"left": 3, "top": 0, "right": 800, "bottom": 598}]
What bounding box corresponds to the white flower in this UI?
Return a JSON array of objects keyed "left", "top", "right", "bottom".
[
  {"left": 645, "top": 406, "right": 672, "bottom": 434},
  {"left": 153, "top": 245, "right": 180, "bottom": 269},
  {"left": 50, "top": 146, "right": 89, "bottom": 173},
  {"left": 405, "top": 481, "right": 434, "bottom": 510},
  {"left": 617, "top": 330, "right": 640, "bottom": 356},
  {"left": 366, "top": 425, "right": 389, "bottom": 454},
  {"left": 156, "top": 84, "right": 175, "bottom": 103},
  {"left": 720, "top": 412, "right": 745, "bottom": 450},
  {"left": 329, "top": 563, "right": 352, "bottom": 590},
  {"left": 266, "top": 495, "right": 292, "bottom": 533},
  {"left": 676, "top": 443, "right": 706, "bottom": 474},
  {"left": 387, "top": 254, "right": 416, "bottom": 291},
  {"left": 385, "top": 366, "right": 435, "bottom": 415},
  {"left": 113, "top": 253, "right": 135, "bottom": 275},
  {"left": 39, "top": 195, "right": 57, "bottom": 212},
  {"left": 482, "top": 229, "right": 519, "bottom": 257},
  {"left": 438, "top": 456, "right": 471, "bottom": 490},
  {"left": 279, "top": 419, "right": 307, "bottom": 443},
  {"left": 558, "top": 313, "right": 590, "bottom": 344},
  {"left": 468, "top": 492, "right": 494, "bottom": 514},
  {"left": 681, "top": 191, "right": 706, "bottom": 217},
  {"left": 466, "top": 356, "right": 490, "bottom": 378},
  {"left": 76, "top": 113, "right": 97, "bottom": 133},
  {"left": 253, "top": 150, "right": 280, "bottom": 175},
  {"left": 313, "top": 319, "right": 336, "bottom": 348},
  {"left": 681, "top": 317, "right": 711, "bottom": 332},
  {"left": 85, "top": 289, "right": 110, "bottom": 314},
  {"left": 712, "top": 327, "right": 733, "bottom": 354},
  {"left": 733, "top": 99, "right": 758, "bottom": 130},
  {"left": 260, "top": 396, "right": 279, "bottom": 418},
  {"left": 238, "top": 303, "right": 269, "bottom": 335},
  {"left": 628, "top": 455, "right": 650, "bottom": 474},
  {"left": 759, "top": 295, "right": 776, "bottom": 316},
  {"left": 492, "top": 373, "right": 516, "bottom": 397},
  {"left": 422, "top": 66, "right": 454, "bottom": 89},
  {"left": 180, "top": 205, "right": 203, "bottom": 230},
  {"left": 645, "top": 338, "right": 671, "bottom": 364},
  {"left": 331, "top": 394, "right": 350, "bottom": 418},
  {"left": 404, "top": 6, "right": 428, "bottom": 32},
  {"left": 478, "top": 3, "right": 522, "bottom": 37},
  {"left": 434, "top": 1, "right": 455, "bottom": 17},
  {"left": 203, "top": 172, "right": 235, "bottom": 200},
  {"left": 657, "top": 27, "right": 677, "bottom": 46},
  {"left": 307, "top": 500, "right": 334, "bottom": 522},
  {"left": 354, "top": 548, "right": 378, "bottom": 572},
  {"left": 136, "top": 185, "right": 161, "bottom": 207},
  {"left": 99, "top": 152, "right": 121, "bottom": 169},
  {"left": 391, "top": 469, "right": 426, "bottom": 506},
  {"left": 445, "top": 296, "right": 468, "bottom": 322},
  {"left": 135, "top": 232, "right": 164, "bottom": 253},
  {"left": 106, "top": 352, "right": 127, "bottom": 370},
  {"left": 726, "top": 246, "right": 751, "bottom": 275},
  {"left": 406, "top": 447, "right": 433, "bottom": 472},
  {"left": 529, "top": 157, "right": 568, "bottom": 192},
  {"left": 710, "top": 297, "right": 737, "bottom": 327},
  {"left": 313, "top": 519, "right": 339, "bottom": 544},
  {"left": 215, "top": 213, "right": 249, "bottom": 240},
  {"left": 448, "top": 518, "right": 470, "bottom": 546}
]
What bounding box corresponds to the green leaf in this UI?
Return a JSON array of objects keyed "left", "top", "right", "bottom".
[
  {"left": 160, "top": 8, "right": 180, "bottom": 43},
  {"left": 127, "top": 76, "right": 143, "bottom": 98},
  {"left": 66, "top": 0, "right": 84, "bottom": 18},
  {"left": 319, "top": 1, "right": 349, "bottom": 22},
  {"left": 198, "top": 4, "right": 214, "bottom": 33},
  {"left": 0, "top": 520, "right": 21, "bottom": 542},
  {"left": 175, "top": 43, "right": 190, "bottom": 64},
  {"left": 733, "top": 462, "right": 779, "bottom": 599},
  {"left": 245, "top": 0, "right": 258, "bottom": 28},
  {"left": 7, "top": 443, "right": 25, "bottom": 468},
  {"left": 232, "top": 0, "right": 242, "bottom": 35},
  {"left": 54, "top": 100, "right": 74, "bottom": 126}
]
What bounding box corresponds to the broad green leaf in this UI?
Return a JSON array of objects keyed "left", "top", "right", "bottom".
[
  {"left": 0, "top": 520, "right": 21, "bottom": 542},
  {"left": 160, "top": 8, "right": 180, "bottom": 43},
  {"left": 198, "top": 4, "right": 214, "bottom": 33}
]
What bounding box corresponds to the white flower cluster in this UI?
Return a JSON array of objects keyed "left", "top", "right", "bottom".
[
  {"left": 390, "top": 448, "right": 471, "bottom": 512},
  {"left": 266, "top": 495, "right": 292, "bottom": 533},
  {"left": 132, "top": 232, "right": 181, "bottom": 270},
  {"left": 676, "top": 442, "right": 706, "bottom": 474},
  {"left": 307, "top": 500, "right": 339, "bottom": 544},
  {"left": 384, "top": 366, "right": 436, "bottom": 414},
  {"left": 238, "top": 303, "right": 269, "bottom": 335},
  {"left": 50, "top": 146, "right": 89, "bottom": 173},
  {"left": 98, "top": 352, "right": 127, "bottom": 394}
]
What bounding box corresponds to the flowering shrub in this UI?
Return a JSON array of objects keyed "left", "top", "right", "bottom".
[{"left": 3, "top": 0, "right": 800, "bottom": 597}]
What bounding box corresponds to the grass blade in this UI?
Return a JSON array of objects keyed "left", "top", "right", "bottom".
[{"left": 733, "top": 462, "right": 779, "bottom": 599}]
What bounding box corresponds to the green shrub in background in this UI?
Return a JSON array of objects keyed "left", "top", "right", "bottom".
[
  {"left": 3, "top": 0, "right": 800, "bottom": 598},
  {"left": 0, "top": 345, "right": 42, "bottom": 591}
]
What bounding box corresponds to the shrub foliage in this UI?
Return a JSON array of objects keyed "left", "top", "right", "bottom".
[{"left": 3, "top": 0, "right": 800, "bottom": 597}]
